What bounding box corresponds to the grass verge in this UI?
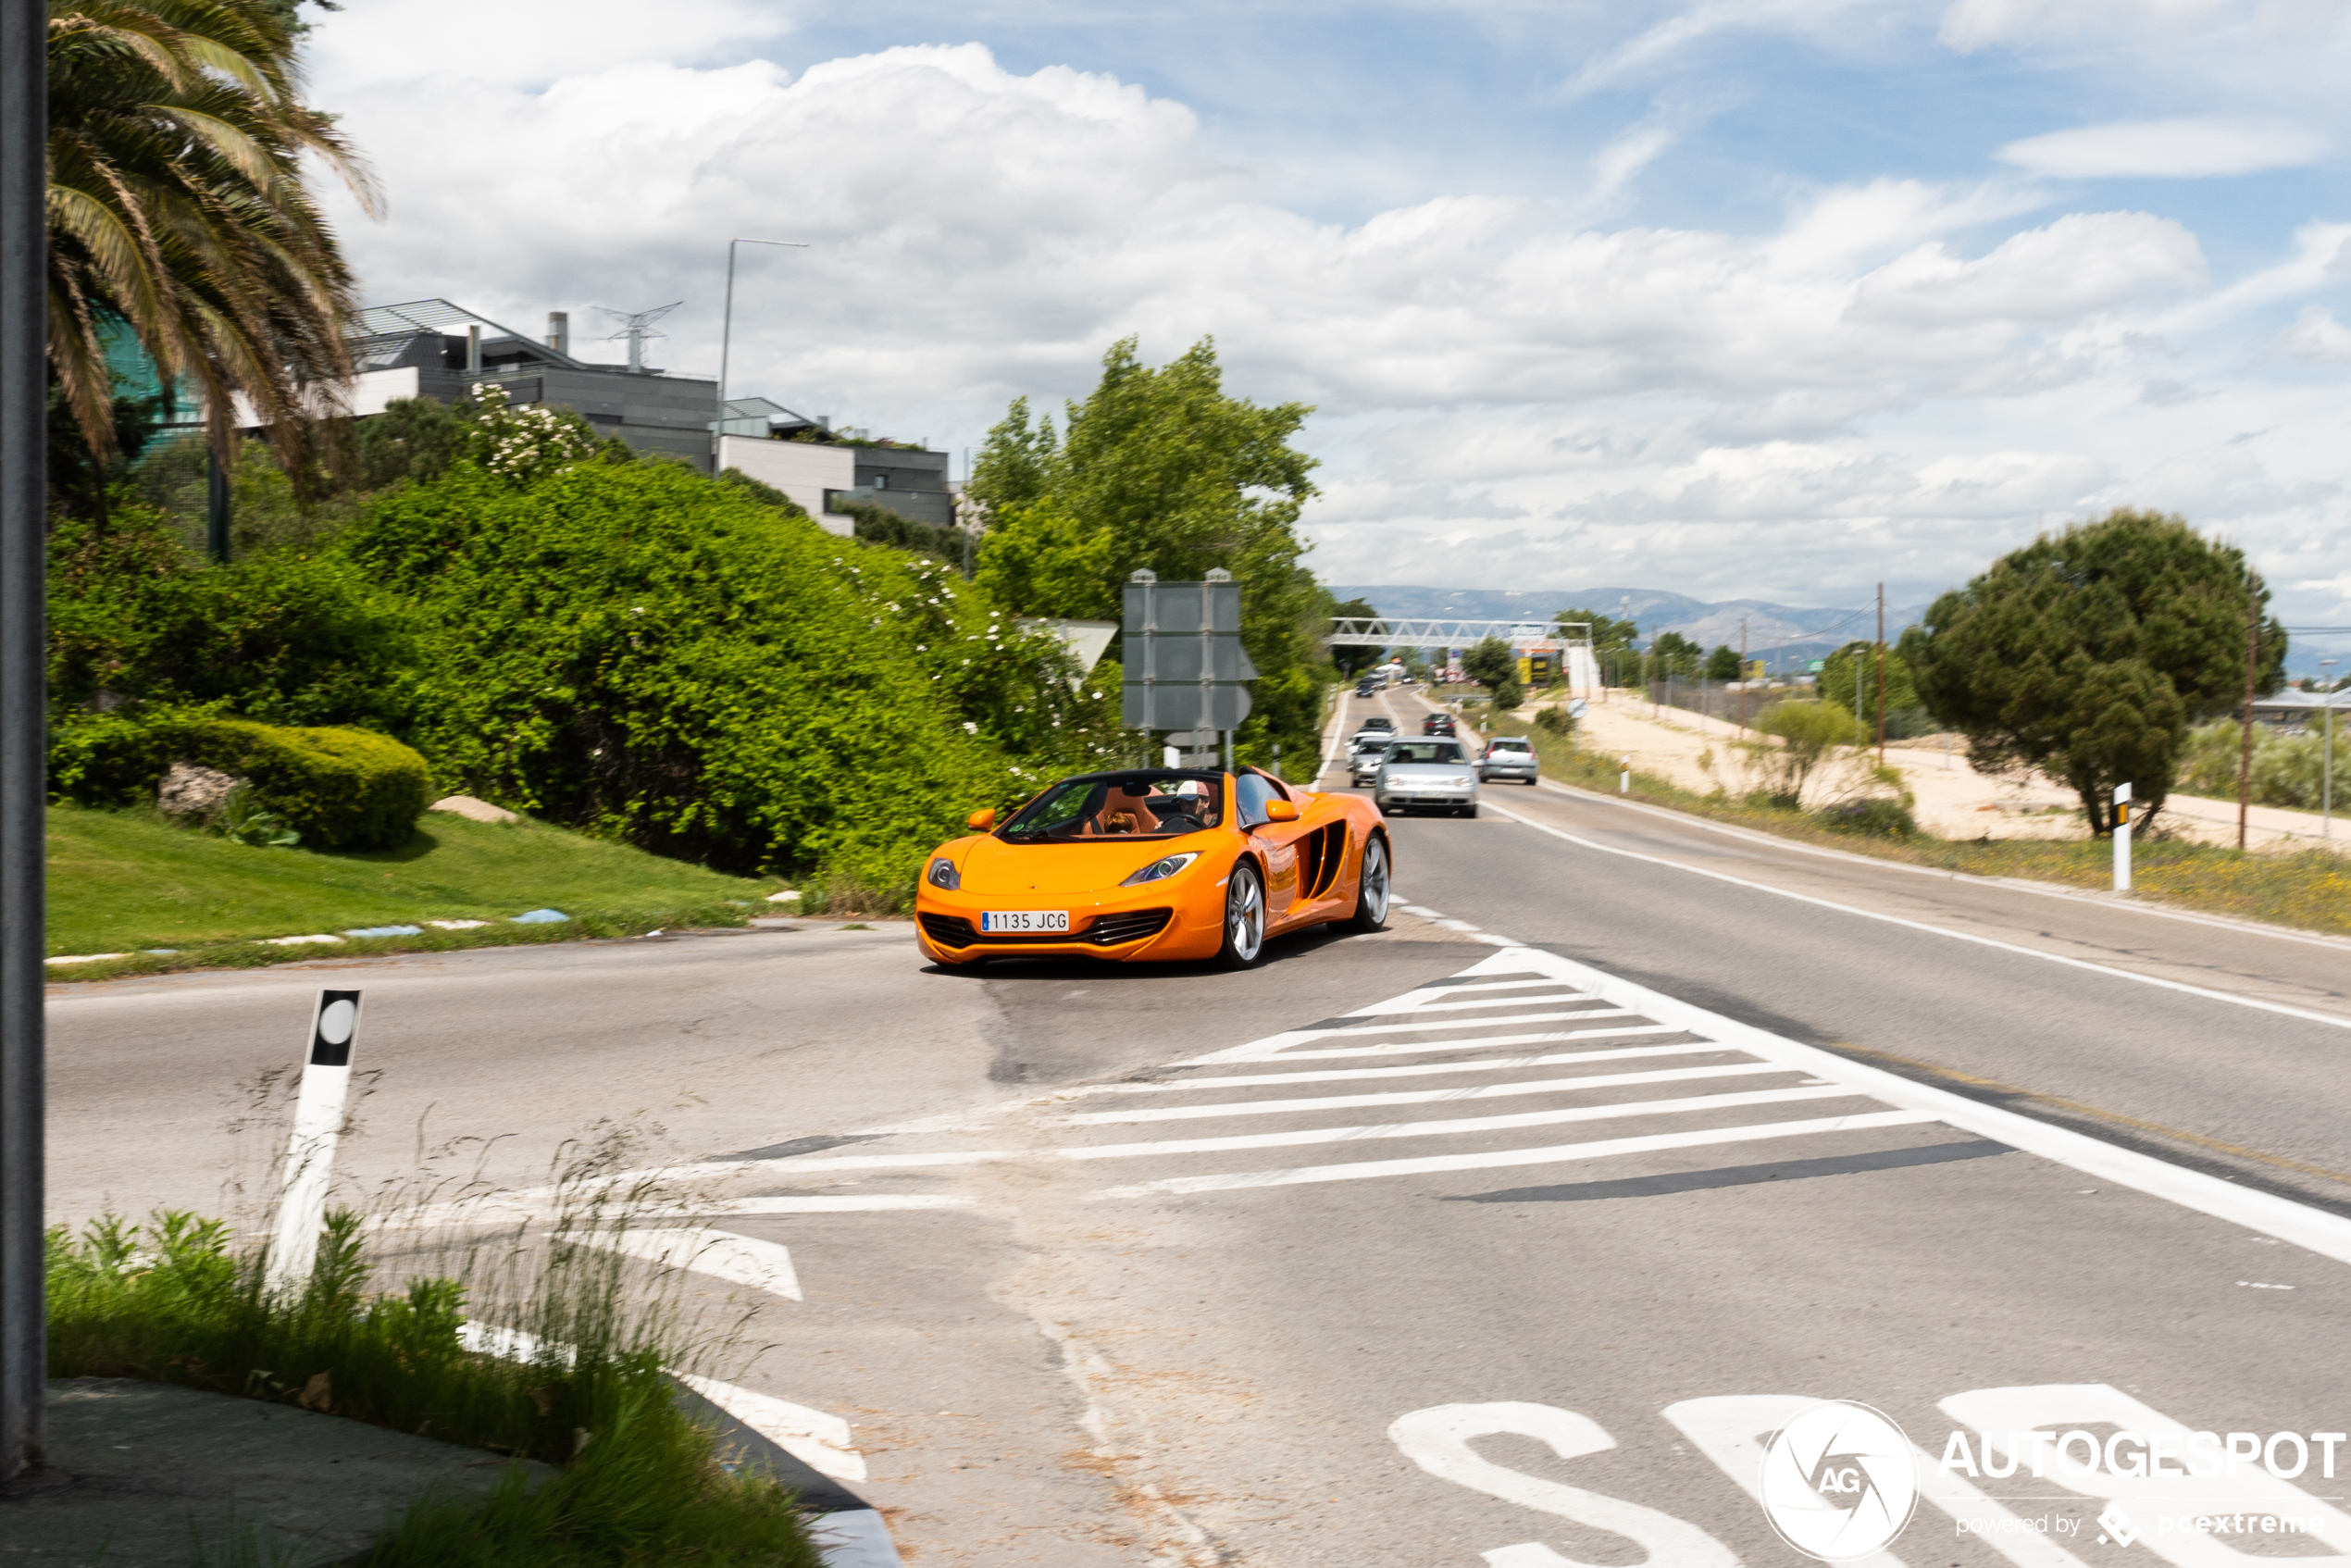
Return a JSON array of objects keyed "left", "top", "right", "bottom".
[
  {"left": 50, "top": 1206, "right": 826, "bottom": 1567},
  {"left": 49, "top": 802, "right": 777, "bottom": 959},
  {"left": 1511, "top": 719, "right": 2351, "bottom": 940}
]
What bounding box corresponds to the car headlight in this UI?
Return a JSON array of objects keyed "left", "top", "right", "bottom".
[
  {"left": 1121, "top": 852, "right": 1200, "bottom": 886},
  {"left": 927, "top": 856, "right": 961, "bottom": 890}
]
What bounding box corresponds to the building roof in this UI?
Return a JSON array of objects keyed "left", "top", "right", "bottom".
[{"left": 352, "top": 299, "right": 587, "bottom": 370}]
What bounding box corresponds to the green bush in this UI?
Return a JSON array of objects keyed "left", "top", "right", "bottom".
[
  {"left": 342, "top": 457, "right": 1118, "bottom": 885},
  {"left": 1813, "top": 797, "right": 1920, "bottom": 838},
  {"left": 51, "top": 709, "right": 430, "bottom": 850},
  {"left": 2177, "top": 716, "right": 2351, "bottom": 811}
]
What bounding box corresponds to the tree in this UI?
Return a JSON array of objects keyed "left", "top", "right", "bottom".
[
  {"left": 1462, "top": 636, "right": 1524, "bottom": 708},
  {"left": 1329, "top": 597, "right": 1381, "bottom": 678},
  {"left": 1818, "top": 641, "right": 1919, "bottom": 723},
  {"left": 1901, "top": 509, "right": 2285, "bottom": 835},
  {"left": 1702, "top": 644, "right": 1741, "bottom": 681},
  {"left": 1748, "top": 700, "right": 1866, "bottom": 807},
  {"left": 47, "top": 1, "right": 375, "bottom": 487},
  {"left": 1648, "top": 630, "right": 1700, "bottom": 680},
  {"left": 974, "top": 338, "right": 1326, "bottom": 768}
]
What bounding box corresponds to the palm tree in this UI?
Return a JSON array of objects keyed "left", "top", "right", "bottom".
[{"left": 46, "top": 1, "right": 377, "bottom": 486}]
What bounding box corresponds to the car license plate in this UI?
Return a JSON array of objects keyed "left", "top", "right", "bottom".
[{"left": 981, "top": 910, "right": 1070, "bottom": 933}]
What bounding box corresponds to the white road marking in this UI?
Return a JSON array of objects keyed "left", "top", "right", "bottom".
[
  {"left": 1057, "top": 1061, "right": 1799, "bottom": 1125},
  {"left": 579, "top": 1226, "right": 803, "bottom": 1300},
  {"left": 755, "top": 1083, "right": 1866, "bottom": 1173},
  {"left": 1418, "top": 942, "right": 2351, "bottom": 1266},
  {"left": 1091, "top": 1109, "right": 1940, "bottom": 1198},
  {"left": 1481, "top": 797, "right": 2351, "bottom": 1035},
  {"left": 697, "top": 1195, "right": 975, "bottom": 1215},
  {"left": 1347, "top": 991, "right": 1595, "bottom": 1015},
  {"left": 1198, "top": 1022, "right": 1683, "bottom": 1064},
  {"left": 1299, "top": 1006, "right": 1640, "bottom": 1037},
  {"left": 677, "top": 1373, "right": 868, "bottom": 1481},
  {"left": 1063, "top": 1041, "right": 1744, "bottom": 1095}
]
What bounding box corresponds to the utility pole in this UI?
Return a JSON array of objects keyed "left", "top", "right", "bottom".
[
  {"left": 2321, "top": 660, "right": 2338, "bottom": 840},
  {"left": 1738, "top": 616, "right": 1749, "bottom": 735},
  {"left": 1875, "top": 583, "right": 1887, "bottom": 767},
  {"left": 2239, "top": 572, "right": 2260, "bottom": 851},
  {"left": 1, "top": 0, "right": 47, "bottom": 1482}
]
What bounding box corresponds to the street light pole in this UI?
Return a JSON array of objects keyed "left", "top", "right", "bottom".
[
  {"left": 713, "top": 237, "right": 809, "bottom": 470},
  {"left": 0, "top": 0, "right": 46, "bottom": 1483}
]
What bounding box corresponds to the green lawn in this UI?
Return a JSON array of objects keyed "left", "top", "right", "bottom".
[{"left": 48, "top": 803, "right": 773, "bottom": 956}]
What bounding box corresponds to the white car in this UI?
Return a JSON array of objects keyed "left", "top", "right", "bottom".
[
  {"left": 1375, "top": 739, "right": 1480, "bottom": 817},
  {"left": 1478, "top": 736, "right": 1539, "bottom": 785}
]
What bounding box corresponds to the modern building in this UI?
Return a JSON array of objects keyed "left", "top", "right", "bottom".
[
  {"left": 344, "top": 300, "right": 720, "bottom": 470},
  {"left": 333, "top": 300, "right": 959, "bottom": 541},
  {"left": 715, "top": 402, "right": 956, "bottom": 541}
]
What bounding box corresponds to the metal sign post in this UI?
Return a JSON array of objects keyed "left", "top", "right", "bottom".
[
  {"left": 1, "top": 0, "right": 47, "bottom": 1484},
  {"left": 267, "top": 991, "right": 366, "bottom": 1297}
]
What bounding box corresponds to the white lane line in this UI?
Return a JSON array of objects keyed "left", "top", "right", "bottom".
[
  {"left": 578, "top": 1227, "right": 803, "bottom": 1300},
  {"left": 1064, "top": 1041, "right": 1746, "bottom": 1095},
  {"left": 1446, "top": 941, "right": 2351, "bottom": 1266},
  {"left": 1481, "top": 798, "right": 2351, "bottom": 1036},
  {"left": 1091, "top": 1109, "right": 1943, "bottom": 1198},
  {"left": 1057, "top": 1062, "right": 1800, "bottom": 1125},
  {"left": 1346, "top": 991, "right": 1594, "bottom": 1016},
  {"left": 1209, "top": 1023, "right": 1685, "bottom": 1063},
  {"left": 676, "top": 1373, "right": 868, "bottom": 1481},
  {"left": 740, "top": 1083, "right": 1867, "bottom": 1173},
  {"left": 1301, "top": 1006, "right": 1638, "bottom": 1036}
]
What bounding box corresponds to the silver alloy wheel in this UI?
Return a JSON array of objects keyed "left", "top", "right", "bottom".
[
  {"left": 1226, "top": 865, "right": 1264, "bottom": 963},
  {"left": 1359, "top": 835, "right": 1390, "bottom": 922}
]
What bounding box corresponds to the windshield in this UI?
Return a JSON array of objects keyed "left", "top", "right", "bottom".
[
  {"left": 1385, "top": 741, "right": 1465, "bottom": 765},
  {"left": 999, "top": 771, "right": 1224, "bottom": 841},
  {"left": 1489, "top": 739, "right": 1531, "bottom": 753}
]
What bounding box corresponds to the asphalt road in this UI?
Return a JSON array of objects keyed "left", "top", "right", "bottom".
[{"left": 44, "top": 702, "right": 2351, "bottom": 1566}]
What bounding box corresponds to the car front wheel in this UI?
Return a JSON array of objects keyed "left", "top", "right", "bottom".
[
  {"left": 1217, "top": 862, "right": 1267, "bottom": 969},
  {"left": 1344, "top": 834, "right": 1390, "bottom": 932}
]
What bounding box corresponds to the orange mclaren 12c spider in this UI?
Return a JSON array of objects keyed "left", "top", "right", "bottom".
[{"left": 914, "top": 765, "right": 1392, "bottom": 969}]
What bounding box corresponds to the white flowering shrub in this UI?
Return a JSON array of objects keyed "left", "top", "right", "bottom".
[{"left": 466, "top": 382, "right": 601, "bottom": 486}]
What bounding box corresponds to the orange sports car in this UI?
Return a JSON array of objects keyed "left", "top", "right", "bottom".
[{"left": 914, "top": 765, "right": 1392, "bottom": 968}]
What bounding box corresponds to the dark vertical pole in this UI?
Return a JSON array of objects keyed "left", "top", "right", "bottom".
[
  {"left": 2239, "top": 572, "right": 2259, "bottom": 851},
  {"left": 0, "top": 0, "right": 49, "bottom": 1483},
  {"left": 205, "top": 444, "right": 230, "bottom": 565}
]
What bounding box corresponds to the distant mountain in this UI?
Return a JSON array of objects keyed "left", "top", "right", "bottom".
[{"left": 1326, "top": 585, "right": 1931, "bottom": 667}]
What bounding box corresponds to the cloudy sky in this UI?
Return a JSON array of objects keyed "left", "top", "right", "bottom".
[{"left": 302, "top": 0, "right": 2351, "bottom": 642}]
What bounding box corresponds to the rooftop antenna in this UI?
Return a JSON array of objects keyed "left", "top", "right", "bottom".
[{"left": 594, "top": 302, "right": 680, "bottom": 373}]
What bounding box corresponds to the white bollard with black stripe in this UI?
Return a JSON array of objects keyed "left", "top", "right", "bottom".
[
  {"left": 265, "top": 989, "right": 363, "bottom": 1296},
  {"left": 2114, "top": 781, "right": 2133, "bottom": 893}
]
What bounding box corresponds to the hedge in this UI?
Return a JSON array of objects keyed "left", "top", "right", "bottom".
[{"left": 51, "top": 710, "right": 430, "bottom": 851}]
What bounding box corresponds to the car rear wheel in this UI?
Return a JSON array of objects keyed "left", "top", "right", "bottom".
[
  {"left": 1458, "top": 803, "right": 1479, "bottom": 818},
  {"left": 1344, "top": 834, "right": 1390, "bottom": 932},
  {"left": 1218, "top": 862, "right": 1267, "bottom": 969}
]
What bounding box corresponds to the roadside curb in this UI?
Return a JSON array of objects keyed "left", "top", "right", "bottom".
[{"left": 672, "top": 1381, "right": 905, "bottom": 1566}]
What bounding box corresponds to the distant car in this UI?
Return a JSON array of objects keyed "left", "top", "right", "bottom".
[
  {"left": 1354, "top": 677, "right": 1378, "bottom": 697},
  {"left": 1360, "top": 716, "right": 1394, "bottom": 732},
  {"left": 1348, "top": 737, "right": 1390, "bottom": 787},
  {"left": 1422, "top": 714, "right": 1457, "bottom": 737},
  {"left": 1478, "top": 736, "right": 1538, "bottom": 785},
  {"left": 1376, "top": 738, "right": 1479, "bottom": 817}
]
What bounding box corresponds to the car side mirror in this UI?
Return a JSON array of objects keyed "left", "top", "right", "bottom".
[
  {"left": 967, "top": 807, "right": 995, "bottom": 831},
  {"left": 1264, "top": 800, "right": 1300, "bottom": 823}
]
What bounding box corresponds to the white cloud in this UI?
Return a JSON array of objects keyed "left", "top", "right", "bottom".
[
  {"left": 2277, "top": 304, "right": 2351, "bottom": 362},
  {"left": 307, "top": 24, "right": 2351, "bottom": 615},
  {"left": 1998, "top": 117, "right": 2327, "bottom": 180}
]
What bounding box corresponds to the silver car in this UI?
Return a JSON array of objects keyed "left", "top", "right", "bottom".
[
  {"left": 1478, "top": 736, "right": 1539, "bottom": 785},
  {"left": 1347, "top": 729, "right": 1393, "bottom": 786},
  {"left": 1376, "top": 739, "right": 1480, "bottom": 817}
]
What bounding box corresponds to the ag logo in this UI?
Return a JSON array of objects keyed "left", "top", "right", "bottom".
[{"left": 1759, "top": 1401, "right": 1920, "bottom": 1561}]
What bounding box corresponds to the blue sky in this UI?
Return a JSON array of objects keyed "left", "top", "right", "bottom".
[{"left": 303, "top": 0, "right": 2351, "bottom": 656}]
